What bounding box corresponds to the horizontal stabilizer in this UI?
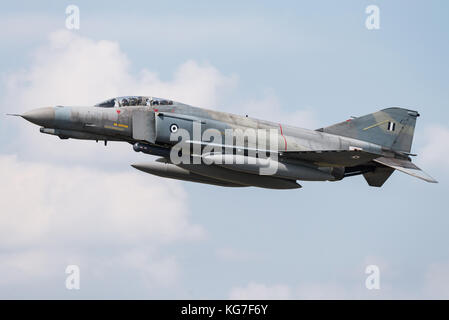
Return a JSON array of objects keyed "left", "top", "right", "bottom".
[{"left": 373, "top": 157, "right": 438, "bottom": 183}]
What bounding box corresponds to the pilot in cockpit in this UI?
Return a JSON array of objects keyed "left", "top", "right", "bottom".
[{"left": 121, "top": 98, "right": 129, "bottom": 106}]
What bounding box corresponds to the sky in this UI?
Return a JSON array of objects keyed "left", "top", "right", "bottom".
[{"left": 0, "top": 0, "right": 448, "bottom": 299}]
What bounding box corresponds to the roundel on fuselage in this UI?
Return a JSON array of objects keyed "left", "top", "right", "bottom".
[{"left": 170, "top": 124, "right": 178, "bottom": 133}]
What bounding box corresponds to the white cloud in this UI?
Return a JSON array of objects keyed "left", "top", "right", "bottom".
[
  {"left": 0, "top": 154, "right": 203, "bottom": 292},
  {"left": 0, "top": 154, "right": 202, "bottom": 246},
  {"left": 419, "top": 125, "right": 449, "bottom": 170},
  {"left": 3, "top": 29, "right": 238, "bottom": 111}
]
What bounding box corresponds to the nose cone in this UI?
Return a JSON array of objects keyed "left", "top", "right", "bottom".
[{"left": 22, "top": 107, "right": 55, "bottom": 127}]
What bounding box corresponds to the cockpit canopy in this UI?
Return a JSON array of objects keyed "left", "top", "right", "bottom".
[{"left": 94, "top": 96, "right": 174, "bottom": 108}]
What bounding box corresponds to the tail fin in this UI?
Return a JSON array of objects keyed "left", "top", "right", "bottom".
[{"left": 320, "top": 107, "right": 419, "bottom": 153}]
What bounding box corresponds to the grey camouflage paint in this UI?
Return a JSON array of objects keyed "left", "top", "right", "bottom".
[{"left": 15, "top": 97, "right": 437, "bottom": 189}]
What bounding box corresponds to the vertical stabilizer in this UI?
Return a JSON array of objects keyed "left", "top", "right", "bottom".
[{"left": 321, "top": 107, "right": 419, "bottom": 153}]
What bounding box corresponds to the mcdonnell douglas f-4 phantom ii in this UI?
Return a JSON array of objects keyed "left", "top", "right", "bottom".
[{"left": 11, "top": 96, "right": 437, "bottom": 189}]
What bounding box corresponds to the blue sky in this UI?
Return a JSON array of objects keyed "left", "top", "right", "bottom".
[{"left": 0, "top": 0, "right": 448, "bottom": 299}]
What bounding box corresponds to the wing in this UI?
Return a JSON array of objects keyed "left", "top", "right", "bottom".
[
  {"left": 280, "top": 150, "right": 380, "bottom": 166},
  {"left": 188, "top": 139, "right": 380, "bottom": 167}
]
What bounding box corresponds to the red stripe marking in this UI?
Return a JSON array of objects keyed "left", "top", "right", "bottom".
[{"left": 279, "top": 124, "right": 287, "bottom": 151}]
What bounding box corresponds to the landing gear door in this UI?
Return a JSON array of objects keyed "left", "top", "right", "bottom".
[{"left": 132, "top": 109, "right": 156, "bottom": 143}]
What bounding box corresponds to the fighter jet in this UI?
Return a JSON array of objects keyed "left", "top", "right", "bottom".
[{"left": 11, "top": 96, "right": 437, "bottom": 189}]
